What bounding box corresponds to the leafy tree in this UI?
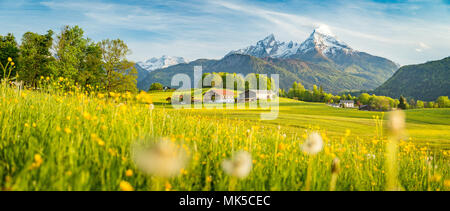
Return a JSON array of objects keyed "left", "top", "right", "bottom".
[
  {"left": 416, "top": 100, "right": 425, "bottom": 109},
  {"left": 50, "top": 26, "right": 86, "bottom": 80},
  {"left": 398, "top": 96, "right": 408, "bottom": 110},
  {"left": 50, "top": 25, "right": 104, "bottom": 88},
  {"left": 149, "top": 82, "right": 163, "bottom": 91},
  {"left": 409, "top": 99, "right": 416, "bottom": 109},
  {"left": 18, "top": 30, "right": 54, "bottom": 87},
  {"left": 78, "top": 42, "right": 104, "bottom": 88},
  {"left": 358, "top": 93, "right": 371, "bottom": 105},
  {"left": 435, "top": 96, "right": 450, "bottom": 108},
  {"left": 369, "top": 96, "right": 391, "bottom": 111},
  {"left": 279, "top": 89, "right": 286, "bottom": 97},
  {"left": 0, "top": 33, "right": 19, "bottom": 79},
  {"left": 100, "top": 39, "right": 137, "bottom": 92}
]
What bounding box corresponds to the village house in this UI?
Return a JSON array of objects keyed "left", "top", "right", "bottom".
[
  {"left": 203, "top": 89, "right": 235, "bottom": 103},
  {"left": 339, "top": 100, "right": 355, "bottom": 108},
  {"left": 238, "top": 90, "right": 276, "bottom": 102}
]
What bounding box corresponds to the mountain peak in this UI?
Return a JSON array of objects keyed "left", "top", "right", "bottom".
[
  {"left": 299, "top": 27, "right": 353, "bottom": 56},
  {"left": 258, "top": 34, "right": 277, "bottom": 47},
  {"left": 312, "top": 25, "right": 335, "bottom": 37},
  {"left": 137, "top": 55, "right": 188, "bottom": 72},
  {"left": 228, "top": 28, "right": 357, "bottom": 59},
  {"left": 263, "top": 33, "right": 275, "bottom": 41}
]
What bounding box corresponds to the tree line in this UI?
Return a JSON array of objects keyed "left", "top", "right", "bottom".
[
  {"left": 149, "top": 72, "right": 274, "bottom": 91},
  {"left": 283, "top": 81, "right": 450, "bottom": 111},
  {"left": 0, "top": 26, "right": 137, "bottom": 92},
  {"left": 280, "top": 81, "right": 355, "bottom": 104}
]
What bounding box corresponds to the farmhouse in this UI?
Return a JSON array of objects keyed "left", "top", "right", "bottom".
[
  {"left": 238, "top": 90, "right": 276, "bottom": 102},
  {"left": 339, "top": 100, "right": 355, "bottom": 108},
  {"left": 203, "top": 89, "right": 235, "bottom": 103}
]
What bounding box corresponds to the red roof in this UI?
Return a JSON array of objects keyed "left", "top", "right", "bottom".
[{"left": 210, "top": 89, "right": 235, "bottom": 96}]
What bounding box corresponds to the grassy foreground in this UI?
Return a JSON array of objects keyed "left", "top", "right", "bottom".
[{"left": 0, "top": 87, "right": 449, "bottom": 191}]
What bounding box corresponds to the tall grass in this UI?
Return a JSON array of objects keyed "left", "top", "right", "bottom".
[{"left": 0, "top": 84, "right": 449, "bottom": 191}]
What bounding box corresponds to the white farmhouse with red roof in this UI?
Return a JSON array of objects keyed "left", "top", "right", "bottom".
[{"left": 203, "top": 89, "right": 235, "bottom": 103}]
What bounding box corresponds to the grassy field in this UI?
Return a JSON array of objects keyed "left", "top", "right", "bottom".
[{"left": 1, "top": 87, "right": 449, "bottom": 191}]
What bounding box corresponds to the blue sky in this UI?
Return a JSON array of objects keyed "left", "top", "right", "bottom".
[{"left": 1, "top": 0, "right": 449, "bottom": 65}]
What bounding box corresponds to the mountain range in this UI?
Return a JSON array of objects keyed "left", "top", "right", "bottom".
[
  {"left": 136, "top": 29, "right": 399, "bottom": 93},
  {"left": 374, "top": 57, "right": 450, "bottom": 101},
  {"left": 136, "top": 55, "right": 187, "bottom": 84}
]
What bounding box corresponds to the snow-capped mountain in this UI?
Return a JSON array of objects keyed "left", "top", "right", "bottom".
[
  {"left": 227, "top": 34, "right": 301, "bottom": 58},
  {"left": 140, "top": 27, "right": 398, "bottom": 93},
  {"left": 137, "top": 55, "right": 188, "bottom": 72},
  {"left": 297, "top": 28, "right": 355, "bottom": 57},
  {"left": 228, "top": 27, "right": 356, "bottom": 59}
]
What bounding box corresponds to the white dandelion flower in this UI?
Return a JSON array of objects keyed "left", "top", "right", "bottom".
[
  {"left": 388, "top": 110, "right": 405, "bottom": 136},
  {"left": 133, "top": 141, "right": 187, "bottom": 177},
  {"left": 149, "top": 104, "right": 155, "bottom": 110},
  {"left": 222, "top": 151, "right": 252, "bottom": 179},
  {"left": 302, "top": 132, "right": 323, "bottom": 155}
]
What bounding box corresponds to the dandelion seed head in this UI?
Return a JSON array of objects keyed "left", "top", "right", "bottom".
[
  {"left": 222, "top": 150, "right": 252, "bottom": 179},
  {"left": 388, "top": 110, "right": 405, "bottom": 136},
  {"left": 302, "top": 132, "right": 323, "bottom": 155},
  {"left": 133, "top": 140, "right": 187, "bottom": 177}
]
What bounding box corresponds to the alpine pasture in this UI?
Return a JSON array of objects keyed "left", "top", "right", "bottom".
[{"left": 0, "top": 83, "right": 449, "bottom": 191}]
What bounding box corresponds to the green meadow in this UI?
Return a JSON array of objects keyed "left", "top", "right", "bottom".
[
  {"left": 152, "top": 91, "right": 450, "bottom": 147},
  {"left": 0, "top": 87, "right": 449, "bottom": 191}
]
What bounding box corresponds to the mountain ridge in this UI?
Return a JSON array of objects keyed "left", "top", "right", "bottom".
[
  {"left": 137, "top": 29, "right": 399, "bottom": 93},
  {"left": 374, "top": 57, "right": 450, "bottom": 101}
]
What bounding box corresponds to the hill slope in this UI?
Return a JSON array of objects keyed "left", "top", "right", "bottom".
[{"left": 374, "top": 57, "right": 450, "bottom": 101}]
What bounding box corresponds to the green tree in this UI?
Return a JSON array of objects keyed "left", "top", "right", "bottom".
[
  {"left": 358, "top": 93, "right": 371, "bottom": 105},
  {"left": 78, "top": 42, "right": 104, "bottom": 88},
  {"left": 0, "top": 33, "right": 19, "bottom": 79},
  {"left": 398, "top": 96, "right": 408, "bottom": 110},
  {"left": 416, "top": 100, "right": 425, "bottom": 109},
  {"left": 50, "top": 26, "right": 86, "bottom": 80},
  {"left": 149, "top": 82, "right": 163, "bottom": 91},
  {"left": 18, "top": 30, "right": 54, "bottom": 87},
  {"left": 100, "top": 39, "right": 137, "bottom": 92},
  {"left": 50, "top": 25, "right": 104, "bottom": 88},
  {"left": 435, "top": 96, "right": 450, "bottom": 108}
]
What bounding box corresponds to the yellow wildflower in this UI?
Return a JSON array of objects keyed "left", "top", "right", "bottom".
[
  {"left": 82, "top": 112, "right": 92, "bottom": 120},
  {"left": 430, "top": 174, "right": 442, "bottom": 182},
  {"left": 165, "top": 182, "right": 172, "bottom": 191},
  {"left": 125, "top": 169, "right": 133, "bottom": 177},
  {"left": 120, "top": 181, "right": 134, "bottom": 191},
  {"left": 444, "top": 180, "right": 450, "bottom": 188}
]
